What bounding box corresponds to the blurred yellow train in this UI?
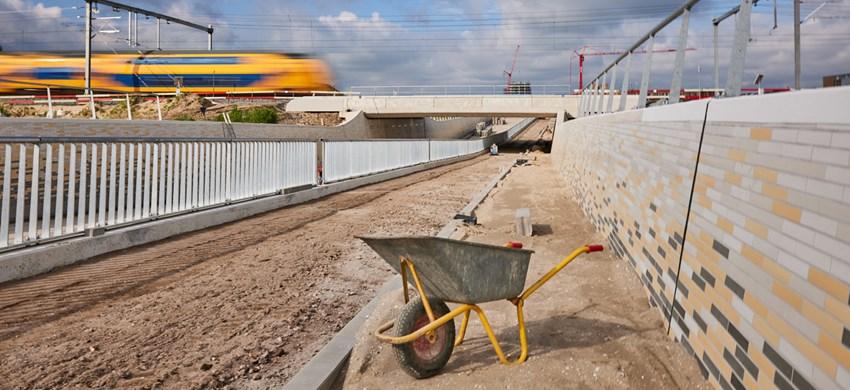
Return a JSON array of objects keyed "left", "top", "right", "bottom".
[{"left": 0, "top": 51, "right": 335, "bottom": 94}]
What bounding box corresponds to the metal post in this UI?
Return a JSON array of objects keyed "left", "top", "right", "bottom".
[
  {"left": 589, "top": 82, "right": 597, "bottom": 115},
  {"left": 125, "top": 94, "right": 132, "bottom": 120},
  {"left": 84, "top": 1, "right": 92, "bottom": 95},
  {"left": 128, "top": 10, "right": 132, "bottom": 46},
  {"left": 157, "top": 18, "right": 161, "bottom": 50},
  {"left": 46, "top": 87, "right": 54, "bottom": 118},
  {"left": 714, "top": 24, "right": 720, "bottom": 96},
  {"left": 597, "top": 73, "right": 607, "bottom": 114},
  {"left": 668, "top": 9, "right": 690, "bottom": 104},
  {"left": 156, "top": 95, "right": 162, "bottom": 120},
  {"left": 89, "top": 94, "right": 97, "bottom": 120},
  {"left": 208, "top": 24, "right": 213, "bottom": 51},
  {"left": 725, "top": 0, "right": 753, "bottom": 97},
  {"left": 638, "top": 36, "right": 655, "bottom": 108},
  {"left": 133, "top": 12, "right": 138, "bottom": 46},
  {"left": 620, "top": 53, "right": 632, "bottom": 111},
  {"left": 607, "top": 66, "right": 618, "bottom": 113},
  {"left": 794, "top": 0, "right": 801, "bottom": 89}
]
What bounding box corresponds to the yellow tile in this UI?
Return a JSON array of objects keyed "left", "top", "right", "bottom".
[
  {"left": 753, "top": 315, "right": 781, "bottom": 346},
  {"left": 801, "top": 301, "right": 844, "bottom": 340},
  {"left": 729, "top": 149, "right": 747, "bottom": 162},
  {"left": 824, "top": 296, "right": 850, "bottom": 326},
  {"left": 751, "top": 127, "right": 773, "bottom": 140},
  {"left": 725, "top": 171, "right": 743, "bottom": 186},
  {"left": 717, "top": 217, "right": 734, "bottom": 234},
  {"left": 772, "top": 201, "right": 802, "bottom": 223},
  {"left": 790, "top": 332, "right": 837, "bottom": 377},
  {"left": 744, "top": 292, "right": 769, "bottom": 318},
  {"left": 762, "top": 183, "right": 788, "bottom": 201},
  {"left": 773, "top": 282, "right": 803, "bottom": 310},
  {"left": 754, "top": 167, "right": 778, "bottom": 183},
  {"left": 818, "top": 333, "right": 850, "bottom": 371},
  {"left": 809, "top": 267, "right": 850, "bottom": 303},
  {"left": 745, "top": 219, "right": 769, "bottom": 240}
]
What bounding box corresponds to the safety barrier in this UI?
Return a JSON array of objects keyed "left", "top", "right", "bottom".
[
  {"left": 322, "top": 140, "right": 430, "bottom": 183},
  {"left": 0, "top": 138, "right": 316, "bottom": 249}
]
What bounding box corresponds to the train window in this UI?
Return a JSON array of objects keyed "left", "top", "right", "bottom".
[{"left": 132, "top": 57, "right": 240, "bottom": 65}]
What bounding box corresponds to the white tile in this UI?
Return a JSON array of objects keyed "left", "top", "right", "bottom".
[
  {"left": 813, "top": 147, "right": 850, "bottom": 166},
  {"left": 811, "top": 366, "right": 842, "bottom": 390},
  {"left": 798, "top": 130, "right": 833, "bottom": 146},
  {"left": 832, "top": 133, "right": 850, "bottom": 149},
  {"left": 826, "top": 166, "right": 850, "bottom": 185},
  {"left": 831, "top": 259, "right": 850, "bottom": 285},
  {"left": 779, "top": 339, "right": 814, "bottom": 379},
  {"left": 777, "top": 250, "right": 810, "bottom": 279},
  {"left": 801, "top": 211, "right": 839, "bottom": 235},
  {"left": 806, "top": 178, "right": 844, "bottom": 201},
  {"left": 731, "top": 296, "right": 754, "bottom": 323},
  {"left": 814, "top": 232, "right": 850, "bottom": 260},
  {"left": 837, "top": 365, "right": 850, "bottom": 389},
  {"left": 778, "top": 173, "right": 808, "bottom": 191},
  {"left": 783, "top": 143, "right": 814, "bottom": 160},
  {"left": 781, "top": 220, "right": 816, "bottom": 245}
]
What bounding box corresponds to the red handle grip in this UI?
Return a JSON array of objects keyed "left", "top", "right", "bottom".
[
  {"left": 506, "top": 241, "right": 524, "bottom": 249},
  {"left": 586, "top": 244, "right": 604, "bottom": 253}
]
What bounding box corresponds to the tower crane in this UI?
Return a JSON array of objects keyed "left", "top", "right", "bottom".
[{"left": 503, "top": 45, "right": 521, "bottom": 93}]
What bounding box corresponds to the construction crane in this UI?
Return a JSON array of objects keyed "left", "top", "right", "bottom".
[
  {"left": 503, "top": 45, "right": 521, "bottom": 93},
  {"left": 571, "top": 46, "right": 696, "bottom": 91}
]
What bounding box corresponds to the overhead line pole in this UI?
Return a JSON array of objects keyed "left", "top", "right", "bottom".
[{"left": 83, "top": 0, "right": 214, "bottom": 97}]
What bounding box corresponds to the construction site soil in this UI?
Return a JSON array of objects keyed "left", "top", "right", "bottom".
[
  {"left": 342, "top": 154, "right": 709, "bottom": 389},
  {"left": 0, "top": 154, "right": 509, "bottom": 389}
]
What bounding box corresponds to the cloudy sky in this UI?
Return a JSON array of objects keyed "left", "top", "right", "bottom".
[{"left": 1, "top": 0, "right": 849, "bottom": 91}]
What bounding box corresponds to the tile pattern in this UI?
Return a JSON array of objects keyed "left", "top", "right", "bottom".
[{"left": 552, "top": 101, "right": 850, "bottom": 390}]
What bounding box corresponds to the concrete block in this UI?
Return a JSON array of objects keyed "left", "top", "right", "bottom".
[{"left": 515, "top": 208, "right": 532, "bottom": 237}]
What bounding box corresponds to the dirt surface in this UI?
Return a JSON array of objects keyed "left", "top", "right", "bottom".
[
  {"left": 342, "top": 154, "right": 710, "bottom": 389},
  {"left": 0, "top": 154, "right": 515, "bottom": 389}
]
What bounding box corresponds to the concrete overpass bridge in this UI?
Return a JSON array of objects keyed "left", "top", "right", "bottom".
[{"left": 285, "top": 94, "right": 641, "bottom": 118}]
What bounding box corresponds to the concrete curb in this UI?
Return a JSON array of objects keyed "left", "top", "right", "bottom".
[
  {"left": 285, "top": 159, "right": 517, "bottom": 390},
  {"left": 0, "top": 153, "right": 481, "bottom": 285}
]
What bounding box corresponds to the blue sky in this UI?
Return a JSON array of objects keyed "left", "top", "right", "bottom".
[{"left": 2, "top": 0, "right": 849, "bottom": 90}]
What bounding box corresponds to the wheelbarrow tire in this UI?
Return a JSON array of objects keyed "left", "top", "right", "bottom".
[{"left": 393, "top": 296, "right": 455, "bottom": 379}]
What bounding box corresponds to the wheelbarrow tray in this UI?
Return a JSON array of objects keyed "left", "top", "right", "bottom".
[{"left": 359, "top": 236, "right": 534, "bottom": 304}]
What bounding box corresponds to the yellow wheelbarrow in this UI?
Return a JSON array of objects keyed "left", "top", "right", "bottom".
[{"left": 359, "top": 236, "right": 604, "bottom": 378}]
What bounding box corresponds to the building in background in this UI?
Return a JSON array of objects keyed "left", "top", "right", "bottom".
[{"left": 823, "top": 73, "right": 850, "bottom": 87}]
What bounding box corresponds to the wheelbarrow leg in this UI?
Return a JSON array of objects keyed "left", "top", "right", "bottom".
[{"left": 454, "top": 310, "right": 472, "bottom": 347}]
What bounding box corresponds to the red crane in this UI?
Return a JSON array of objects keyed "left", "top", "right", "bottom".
[
  {"left": 572, "top": 46, "right": 696, "bottom": 91},
  {"left": 503, "top": 45, "right": 521, "bottom": 93}
]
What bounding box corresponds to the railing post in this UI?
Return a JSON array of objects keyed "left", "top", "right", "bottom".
[
  {"left": 607, "top": 66, "right": 618, "bottom": 113},
  {"left": 597, "top": 73, "right": 607, "bottom": 114},
  {"left": 638, "top": 35, "right": 655, "bottom": 108},
  {"left": 668, "top": 8, "right": 691, "bottom": 104},
  {"left": 588, "top": 82, "right": 597, "bottom": 115},
  {"left": 125, "top": 94, "right": 133, "bottom": 120},
  {"left": 619, "top": 53, "right": 632, "bottom": 112},
  {"left": 725, "top": 0, "right": 753, "bottom": 97},
  {"left": 46, "top": 87, "right": 54, "bottom": 119},
  {"left": 713, "top": 23, "right": 720, "bottom": 96},
  {"left": 156, "top": 96, "right": 163, "bottom": 120}
]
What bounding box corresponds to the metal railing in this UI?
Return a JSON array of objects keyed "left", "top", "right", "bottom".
[
  {"left": 0, "top": 116, "right": 537, "bottom": 251},
  {"left": 0, "top": 138, "right": 316, "bottom": 249},
  {"left": 349, "top": 85, "right": 573, "bottom": 96},
  {"left": 578, "top": 0, "right": 774, "bottom": 117},
  {"left": 323, "top": 140, "right": 430, "bottom": 183}
]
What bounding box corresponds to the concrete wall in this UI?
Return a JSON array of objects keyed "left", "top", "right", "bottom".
[
  {"left": 552, "top": 87, "right": 850, "bottom": 390},
  {"left": 0, "top": 111, "right": 483, "bottom": 140}
]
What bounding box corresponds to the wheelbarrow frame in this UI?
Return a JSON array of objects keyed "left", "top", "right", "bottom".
[{"left": 374, "top": 243, "right": 604, "bottom": 365}]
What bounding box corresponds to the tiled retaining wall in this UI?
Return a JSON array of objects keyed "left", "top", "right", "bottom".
[{"left": 552, "top": 87, "right": 850, "bottom": 390}]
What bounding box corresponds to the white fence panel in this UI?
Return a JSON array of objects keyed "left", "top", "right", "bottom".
[
  {"left": 0, "top": 139, "right": 316, "bottom": 250},
  {"left": 322, "top": 140, "right": 429, "bottom": 183}
]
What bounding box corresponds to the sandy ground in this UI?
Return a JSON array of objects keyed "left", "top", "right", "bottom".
[
  {"left": 342, "top": 153, "right": 710, "bottom": 389},
  {"left": 0, "top": 154, "right": 515, "bottom": 389}
]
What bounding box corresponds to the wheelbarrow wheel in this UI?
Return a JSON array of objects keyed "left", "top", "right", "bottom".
[{"left": 393, "top": 296, "right": 455, "bottom": 379}]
